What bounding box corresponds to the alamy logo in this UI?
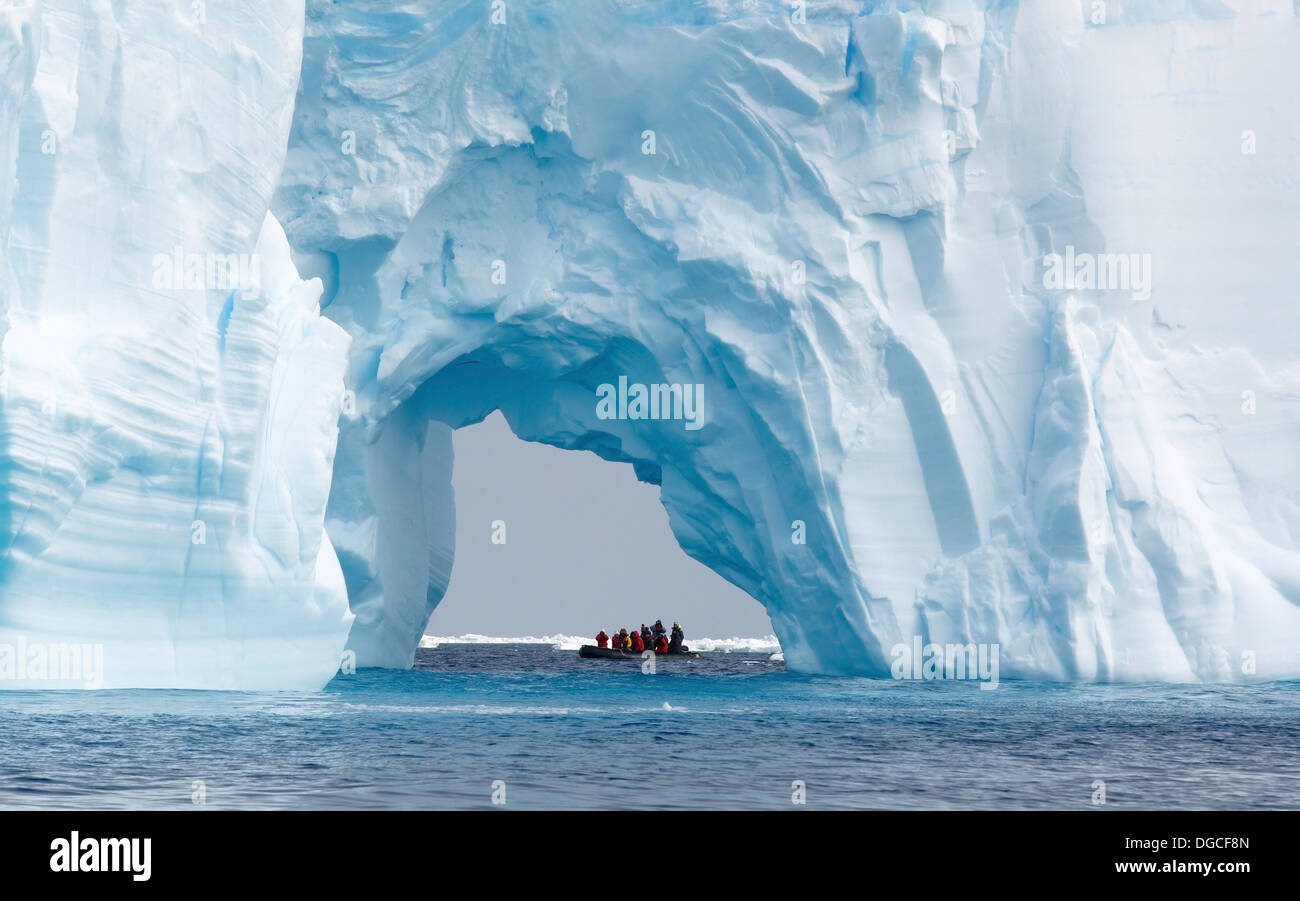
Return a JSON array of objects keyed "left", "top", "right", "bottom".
[
  {"left": 50, "top": 832, "right": 151, "bottom": 882},
  {"left": 152, "top": 246, "right": 261, "bottom": 298},
  {"left": 0, "top": 636, "right": 104, "bottom": 689},
  {"left": 595, "top": 376, "right": 704, "bottom": 430},
  {"left": 890, "top": 637, "right": 999, "bottom": 689},
  {"left": 1042, "top": 245, "right": 1151, "bottom": 300}
]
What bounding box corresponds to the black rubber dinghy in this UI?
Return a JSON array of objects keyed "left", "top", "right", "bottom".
[{"left": 578, "top": 645, "right": 699, "bottom": 659}]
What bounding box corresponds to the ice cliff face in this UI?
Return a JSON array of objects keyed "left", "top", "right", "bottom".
[
  {"left": 2, "top": 0, "right": 1299, "bottom": 687},
  {"left": 0, "top": 1, "right": 351, "bottom": 688}
]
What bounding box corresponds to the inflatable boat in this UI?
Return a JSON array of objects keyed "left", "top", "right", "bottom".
[{"left": 578, "top": 644, "right": 699, "bottom": 659}]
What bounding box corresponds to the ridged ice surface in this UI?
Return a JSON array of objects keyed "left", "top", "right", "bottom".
[
  {"left": 3, "top": 1, "right": 1300, "bottom": 688},
  {"left": 0, "top": 2, "right": 353, "bottom": 689},
  {"left": 276, "top": 0, "right": 1300, "bottom": 681}
]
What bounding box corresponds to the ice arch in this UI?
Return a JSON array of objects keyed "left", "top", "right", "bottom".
[
  {"left": 266, "top": 0, "right": 1300, "bottom": 682},
  {"left": 276, "top": 2, "right": 924, "bottom": 677},
  {"left": 308, "top": 118, "right": 896, "bottom": 672}
]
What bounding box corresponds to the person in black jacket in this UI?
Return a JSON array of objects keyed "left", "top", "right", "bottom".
[{"left": 669, "top": 622, "right": 685, "bottom": 653}]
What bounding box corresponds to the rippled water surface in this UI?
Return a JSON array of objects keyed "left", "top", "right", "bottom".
[{"left": 1, "top": 644, "right": 1297, "bottom": 809}]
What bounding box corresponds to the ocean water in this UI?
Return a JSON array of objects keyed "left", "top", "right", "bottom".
[{"left": 1, "top": 643, "right": 1297, "bottom": 810}]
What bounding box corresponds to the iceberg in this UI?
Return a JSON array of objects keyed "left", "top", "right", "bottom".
[
  {"left": 3, "top": 0, "right": 1299, "bottom": 687},
  {"left": 0, "top": 1, "right": 352, "bottom": 689}
]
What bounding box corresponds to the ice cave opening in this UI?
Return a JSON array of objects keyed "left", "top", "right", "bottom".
[
  {"left": 421, "top": 410, "right": 772, "bottom": 641},
  {"left": 328, "top": 345, "right": 835, "bottom": 672}
]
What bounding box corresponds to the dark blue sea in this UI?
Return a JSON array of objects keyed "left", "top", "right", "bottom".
[{"left": 1, "top": 643, "right": 1297, "bottom": 810}]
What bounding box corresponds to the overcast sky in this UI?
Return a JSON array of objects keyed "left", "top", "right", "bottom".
[{"left": 425, "top": 411, "right": 773, "bottom": 639}]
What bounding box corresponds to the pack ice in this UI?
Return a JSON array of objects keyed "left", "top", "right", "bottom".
[{"left": 2, "top": 0, "right": 1298, "bottom": 688}]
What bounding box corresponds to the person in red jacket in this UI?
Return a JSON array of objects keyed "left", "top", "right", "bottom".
[
  {"left": 629, "top": 629, "right": 645, "bottom": 652},
  {"left": 596, "top": 630, "right": 609, "bottom": 648},
  {"left": 654, "top": 634, "right": 669, "bottom": 655}
]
